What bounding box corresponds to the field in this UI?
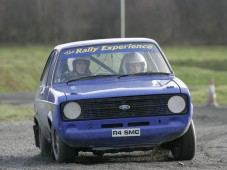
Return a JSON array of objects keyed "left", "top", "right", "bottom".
[
  {"left": 0, "top": 104, "right": 33, "bottom": 121},
  {"left": 164, "top": 46, "right": 227, "bottom": 106},
  {"left": 0, "top": 45, "right": 226, "bottom": 107},
  {"left": 0, "top": 46, "right": 51, "bottom": 92}
]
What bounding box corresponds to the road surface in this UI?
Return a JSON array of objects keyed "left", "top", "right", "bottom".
[{"left": 0, "top": 107, "right": 227, "bottom": 169}]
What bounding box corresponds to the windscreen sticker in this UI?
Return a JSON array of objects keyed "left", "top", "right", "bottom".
[{"left": 61, "top": 43, "right": 157, "bottom": 60}]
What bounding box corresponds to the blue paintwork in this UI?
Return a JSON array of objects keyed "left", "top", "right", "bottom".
[
  {"left": 57, "top": 114, "right": 192, "bottom": 148},
  {"left": 34, "top": 38, "right": 193, "bottom": 151}
]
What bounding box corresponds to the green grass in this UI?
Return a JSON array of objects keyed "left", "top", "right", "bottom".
[
  {"left": 0, "top": 45, "right": 227, "bottom": 107},
  {"left": 0, "top": 45, "right": 52, "bottom": 92},
  {"left": 0, "top": 104, "right": 34, "bottom": 121},
  {"left": 163, "top": 46, "right": 227, "bottom": 106}
]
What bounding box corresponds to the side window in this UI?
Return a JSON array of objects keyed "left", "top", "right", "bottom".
[
  {"left": 40, "top": 50, "right": 56, "bottom": 86},
  {"left": 46, "top": 51, "right": 59, "bottom": 86}
]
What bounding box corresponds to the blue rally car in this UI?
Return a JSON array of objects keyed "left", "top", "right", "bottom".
[{"left": 33, "top": 38, "right": 196, "bottom": 163}]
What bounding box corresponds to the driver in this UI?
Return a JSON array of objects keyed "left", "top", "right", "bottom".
[
  {"left": 72, "top": 58, "right": 91, "bottom": 76},
  {"left": 120, "top": 52, "right": 147, "bottom": 74}
]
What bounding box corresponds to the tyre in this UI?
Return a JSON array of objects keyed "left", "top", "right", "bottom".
[
  {"left": 39, "top": 126, "right": 51, "bottom": 157},
  {"left": 171, "top": 120, "right": 196, "bottom": 160},
  {"left": 51, "top": 128, "right": 77, "bottom": 163},
  {"left": 93, "top": 151, "right": 104, "bottom": 156}
]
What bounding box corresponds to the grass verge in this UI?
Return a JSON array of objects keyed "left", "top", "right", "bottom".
[
  {"left": 0, "top": 104, "right": 34, "bottom": 121},
  {"left": 163, "top": 46, "right": 227, "bottom": 106}
]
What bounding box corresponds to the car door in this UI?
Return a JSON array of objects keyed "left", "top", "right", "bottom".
[{"left": 35, "top": 50, "right": 57, "bottom": 134}]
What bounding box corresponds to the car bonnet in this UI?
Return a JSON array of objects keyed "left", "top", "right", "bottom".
[{"left": 52, "top": 76, "right": 183, "bottom": 100}]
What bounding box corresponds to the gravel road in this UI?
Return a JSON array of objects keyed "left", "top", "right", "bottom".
[{"left": 0, "top": 107, "right": 227, "bottom": 170}]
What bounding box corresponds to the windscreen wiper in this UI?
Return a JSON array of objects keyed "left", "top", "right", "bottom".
[
  {"left": 135, "top": 72, "right": 172, "bottom": 76},
  {"left": 117, "top": 72, "right": 172, "bottom": 79},
  {"left": 67, "top": 74, "right": 119, "bottom": 83}
]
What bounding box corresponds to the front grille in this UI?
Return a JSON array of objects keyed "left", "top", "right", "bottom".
[{"left": 64, "top": 94, "right": 187, "bottom": 121}]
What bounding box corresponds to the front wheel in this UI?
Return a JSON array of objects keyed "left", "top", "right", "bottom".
[
  {"left": 51, "top": 128, "right": 77, "bottom": 163},
  {"left": 171, "top": 121, "right": 196, "bottom": 160}
]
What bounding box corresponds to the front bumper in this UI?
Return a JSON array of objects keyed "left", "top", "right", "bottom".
[{"left": 56, "top": 114, "right": 191, "bottom": 150}]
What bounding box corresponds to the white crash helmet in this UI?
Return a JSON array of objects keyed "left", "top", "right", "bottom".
[
  {"left": 68, "top": 56, "right": 90, "bottom": 72},
  {"left": 121, "top": 52, "right": 147, "bottom": 74}
]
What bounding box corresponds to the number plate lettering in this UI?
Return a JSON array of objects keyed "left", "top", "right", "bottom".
[{"left": 112, "top": 128, "right": 140, "bottom": 137}]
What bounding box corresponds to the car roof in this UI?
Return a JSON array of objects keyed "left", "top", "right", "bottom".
[{"left": 54, "top": 38, "right": 157, "bottom": 51}]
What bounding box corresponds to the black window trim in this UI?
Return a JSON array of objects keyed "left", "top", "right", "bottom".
[{"left": 40, "top": 50, "right": 57, "bottom": 86}]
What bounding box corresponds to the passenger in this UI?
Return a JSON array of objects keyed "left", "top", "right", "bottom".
[{"left": 120, "top": 52, "right": 147, "bottom": 74}]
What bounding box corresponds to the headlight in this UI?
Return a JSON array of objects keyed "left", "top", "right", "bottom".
[
  {"left": 168, "top": 96, "right": 186, "bottom": 113},
  {"left": 63, "top": 102, "right": 81, "bottom": 119}
]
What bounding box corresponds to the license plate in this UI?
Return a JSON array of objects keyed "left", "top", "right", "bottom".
[{"left": 112, "top": 128, "right": 140, "bottom": 137}]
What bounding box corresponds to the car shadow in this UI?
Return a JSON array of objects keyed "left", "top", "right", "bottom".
[
  {"left": 0, "top": 149, "right": 174, "bottom": 168},
  {"left": 75, "top": 150, "right": 172, "bottom": 165}
]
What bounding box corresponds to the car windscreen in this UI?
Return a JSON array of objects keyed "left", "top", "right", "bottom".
[{"left": 54, "top": 43, "right": 172, "bottom": 83}]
